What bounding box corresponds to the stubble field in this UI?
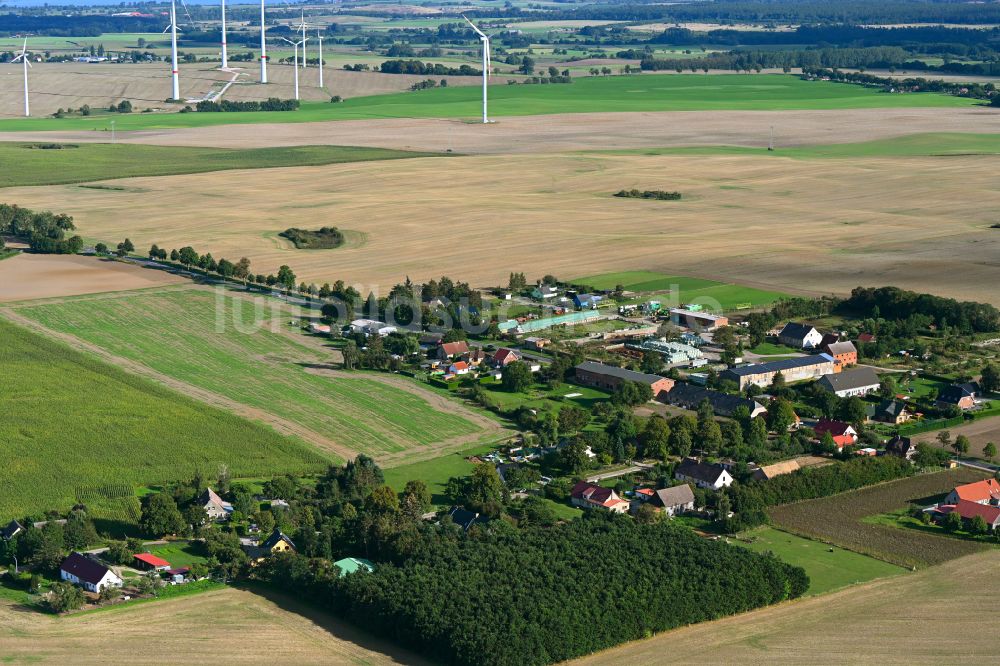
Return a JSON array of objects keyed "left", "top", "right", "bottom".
[
  {"left": 9, "top": 287, "right": 498, "bottom": 463},
  {"left": 5, "top": 149, "right": 999, "bottom": 304}
]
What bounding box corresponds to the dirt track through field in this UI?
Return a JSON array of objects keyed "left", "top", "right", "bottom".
[
  {"left": 0, "top": 586, "right": 427, "bottom": 665},
  {"left": 3, "top": 106, "right": 999, "bottom": 152},
  {"left": 568, "top": 549, "right": 1000, "bottom": 664}
]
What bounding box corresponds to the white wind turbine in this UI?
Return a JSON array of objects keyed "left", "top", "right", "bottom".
[
  {"left": 295, "top": 9, "right": 309, "bottom": 68},
  {"left": 316, "top": 27, "right": 325, "bottom": 88},
  {"left": 163, "top": 0, "right": 181, "bottom": 100},
  {"left": 259, "top": 0, "right": 268, "bottom": 83},
  {"left": 463, "top": 16, "right": 492, "bottom": 124},
  {"left": 281, "top": 36, "right": 306, "bottom": 100},
  {"left": 11, "top": 38, "right": 31, "bottom": 117},
  {"left": 219, "top": 0, "right": 229, "bottom": 68}
]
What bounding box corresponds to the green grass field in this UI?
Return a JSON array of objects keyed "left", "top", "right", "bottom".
[
  {"left": 14, "top": 288, "right": 485, "bottom": 458},
  {"left": 0, "top": 74, "right": 975, "bottom": 132},
  {"left": 748, "top": 341, "right": 804, "bottom": 355},
  {"left": 0, "top": 318, "right": 329, "bottom": 520},
  {"left": 144, "top": 541, "right": 211, "bottom": 568},
  {"left": 573, "top": 270, "right": 789, "bottom": 310},
  {"left": 0, "top": 143, "right": 435, "bottom": 188},
  {"left": 383, "top": 441, "right": 497, "bottom": 505},
  {"left": 609, "top": 132, "right": 1000, "bottom": 160},
  {"left": 734, "top": 527, "right": 906, "bottom": 596}
]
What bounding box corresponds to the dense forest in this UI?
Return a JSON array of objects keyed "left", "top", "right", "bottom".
[
  {"left": 838, "top": 286, "right": 1000, "bottom": 334},
  {"left": 262, "top": 514, "right": 807, "bottom": 665}
]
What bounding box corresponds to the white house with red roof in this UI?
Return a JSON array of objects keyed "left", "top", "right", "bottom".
[
  {"left": 448, "top": 361, "right": 471, "bottom": 376},
  {"left": 944, "top": 478, "right": 1000, "bottom": 506},
  {"left": 570, "top": 481, "right": 630, "bottom": 514},
  {"left": 813, "top": 419, "right": 858, "bottom": 449},
  {"left": 438, "top": 341, "right": 470, "bottom": 360}
]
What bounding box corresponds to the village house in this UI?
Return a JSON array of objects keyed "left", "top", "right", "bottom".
[
  {"left": 437, "top": 340, "right": 470, "bottom": 360},
  {"left": 1, "top": 519, "right": 24, "bottom": 541},
  {"left": 885, "top": 434, "right": 916, "bottom": 460},
  {"left": 721, "top": 355, "right": 836, "bottom": 390},
  {"left": 662, "top": 382, "right": 767, "bottom": 419},
  {"left": 570, "top": 481, "right": 630, "bottom": 513},
  {"left": 650, "top": 484, "right": 696, "bottom": 516},
  {"left": 823, "top": 340, "right": 858, "bottom": 367},
  {"left": 133, "top": 553, "right": 171, "bottom": 572},
  {"left": 59, "top": 552, "right": 123, "bottom": 593},
  {"left": 574, "top": 361, "right": 674, "bottom": 398},
  {"left": 936, "top": 383, "right": 978, "bottom": 411},
  {"left": 199, "top": 487, "right": 233, "bottom": 521},
  {"left": 932, "top": 500, "right": 1000, "bottom": 531},
  {"left": 813, "top": 419, "right": 859, "bottom": 449},
  {"left": 447, "top": 361, "right": 471, "bottom": 376},
  {"left": 817, "top": 366, "right": 881, "bottom": 398},
  {"left": 447, "top": 507, "right": 490, "bottom": 531},
  {"left": 674, "top": 459, "right": 733, "bottom": 490},
  {"left": 573, "top": 293, "right": 602, "bottom": 310},
  {"left": 669, "top": 308, "right": 729, "bottom": 332},
  {"left": 531, "top": 284, "right": 559, "bottom": 300},
  {"left": 242, "top": 529, "right": 297, "bottom": 562},
  {"left": 869, "top": 399, "right": 911, "bottom": 425},
  {"left": 523, "top": 337, "right": 551, "bottom": 351},
  {"left": 778, "top": 322, "right": 824, "bottom": 349},
  {"left": 349, "top": 318, "right": 397, "bottom": 337},
  {"left": 493, "top": 348, "right": 521, "bottom": 367},
  {"left": 333, "top": 557, "right": 375, "bottom": 577},
  {"left": 752, "top": 459, "right": 801, "bottom": 481},
  {"left": 943, "top": 478, "right": 1000, "bottom": 506}
]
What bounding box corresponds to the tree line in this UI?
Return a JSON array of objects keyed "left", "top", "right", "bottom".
[
  {"left": 838, "top": 286, "right": 1000, "bottom": 335},
  {"left": 194, "top": 98, "right": 300, "bottom": 113},
  {"left": 379, "top": 59, "right": 481, "bottom": 76},
  {"left": 640, "top": 46, "right": 912, "bottom": 72}
]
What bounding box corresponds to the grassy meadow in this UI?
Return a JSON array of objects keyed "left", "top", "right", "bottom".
[
  {"left": 0, "top": 74, "right": 975, "bottom": 131},
  {"left": 573, "top": 270, "right": 790, "bottom": 310},
  {"left": 14, "top": 288, "right": 486, "bottom": 458},
  {"left": 734, "top": 527, "right": 905, "bottom": 595},
  {"left": 0, "top": 318, "right": 329, "bottom": 519},
  {"left": 0, "top": 143, "right": 436, "bottom": 188}
]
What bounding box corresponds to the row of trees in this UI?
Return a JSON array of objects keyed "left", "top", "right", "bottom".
[
  {"left": 379, "top": 59, "right": 480, "bottom": 76},
  {"left": 0, "top": 203, "right": 82, "bottom": 254},
  {"left": 640, "top": 46, "right": 912, "bottom": 73},
  {"left": 194, "top": 98, "right": 300, "bottom": 113}
]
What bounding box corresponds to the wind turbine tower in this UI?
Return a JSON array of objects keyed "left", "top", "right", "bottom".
[
  {"left": 463, "top": 16, "right": 491, "bottom": 124},
  {"left": 282, "top": 37, "right": 306, "bottom": 100},
  {"left": 259, "top": 0, "right": 268, "bottom": 83},
  {"left": 12, "top": 38, "right": 31, "bottom": 117},
  {"left": 317, "top": 28, "right": 325, "bottom": 88},
  {"left": 219, "top": 0, "right": 229, "bottom": 68},
  {"left": 168, "top": 0, "right": 180, "bottom": 100}
]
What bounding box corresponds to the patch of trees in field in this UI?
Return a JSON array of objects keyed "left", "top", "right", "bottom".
[
  {"left": 641, "top": 46, "right": 911, "bottom": 72},
  {"left": 195, "top": 98, "right": 299, "bottom": 113},
  {"left": 839, "top": 286, "right": 1000, "bottom": 335},
  {"left": 279, "top": 227, "right": 345, "bottom": 250},
  {"left": 261, "top": 513, "right": 807, "bottom": 666},
  {"left": 0, "top": 203, "right": 81, "bottom": 254},
  {"left": 379, "top": 59, "right": 480, "bottom": 76},
  {"left": 614, "top": 189, "right": 682, "bottom": 200}
]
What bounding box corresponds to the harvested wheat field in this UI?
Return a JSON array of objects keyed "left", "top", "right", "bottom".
[
  {"left": 4, "top": 107, "right": 999, "bottom": 152},
  {"left": 569, "top": 549, "right": 1000, "bottom": 665},
  {"left": 0, "top": 253, "right": 185, "bottom": 302},
  {"left": 0, "top": 63, "right": 232, "bottom": 117},
  {"left": 5, "top": 150, "right": 999, "bottom": 303},
  {"left": 0, "top": 586, "right": 426, "bottom": 665}
]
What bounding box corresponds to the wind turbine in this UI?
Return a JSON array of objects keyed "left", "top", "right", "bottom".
[
  {"left": 219, "top": 0, "right": 229, "bottom": 68},
  {"left": 259, "top": 0, "right": 268, "bottom": 83},
  {"left": 293, "top": 10, "right": 317, "bottom": 69},
  {"left": 163, "top": 0, "right": 181, "bottom": 101},
  {"left": 281, "top": 37, "right": 305, "bottom": 100},
  {"left": 316, "top": 28, "right": 324, "bottom": 88},
  {"left": 463, "top": 16, "right": 492, "bottom": 124},
  {"left": 11, "top": 38, "right": 31, "bottom": 117}
]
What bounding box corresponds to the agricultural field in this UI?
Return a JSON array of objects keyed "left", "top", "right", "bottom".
[
  {"left": 769, "top": 469, "right": 992, "bottom": 568},
  {"left": 0, "top": 317, "right": 329, "bottom": 520},
  {"left": 733, "top": 527, "right": 906, "bottom": 595},
  {"left": 0, "top": 253, "right": 185, "bottom": 302},
  {"left": 0, "top": 142, "right": 436, "bottom": 188},
  {"left": 0, "top": 73, "right": 976, "bottom": 130},
  {"left": 569, "top": 549, "right": 1000, "bottom": 665},
  {"left": 10, "top": 287, "right": 495, "bottom": 461},
  {"left": 573, "top": 270, "right": 790, "bottom": 311},
  {"left": 6, "top": 147, "right": 1000, "bottom": 304},
  {"left": 0, "top": 585, "right": 425, "bottom": 665}
]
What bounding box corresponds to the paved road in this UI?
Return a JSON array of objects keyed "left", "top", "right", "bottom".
[
  {"left": 586, "top": 463, "right": 653, "bottom": 483},
  {"left": 955, "top": 458, "right": 1000, "bottom": 474}
]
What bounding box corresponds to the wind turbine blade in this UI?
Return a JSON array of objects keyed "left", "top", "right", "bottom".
[{"left": 462, "top": 14, "right": 487, "bottom": 39}]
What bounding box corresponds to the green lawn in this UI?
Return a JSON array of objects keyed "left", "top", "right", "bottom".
[
  {"left": 0, "top": 143, "right": 435, "bottom": 188},
  {"left": 572, "top": 270, "right": 789, "bottom": 311},
  {"left": 383, "top": 441, "right": 497, "bottom": 505},
  {"left": 0, "top": 74, "right": 974, "bottom": 132},
  {"left": 749, "top": 341, "right": 803, "bottom": 356},
  {"left": 15, "top": 288, "right": 486, "bottom": 457},
  {"left": 143, "top": 541, "right": 210, "bottom": 568},
  {"left": 607, "top": 132, "right": 1000, "bottom": 160},
  {"left": 0, "top": 318, "right": 329, "bottom": 520},
  {"left": 734, "top": 527, "right": 906, "bottom": 595}
]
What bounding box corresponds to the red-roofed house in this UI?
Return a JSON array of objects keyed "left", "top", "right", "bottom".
[
  {"left": 813, "top": 419, "right": 858, "bottom": 449},
  {"left": 944, "top": 478, "right": 1000, "bottom": 506},
  {"left": 570, "top": 481, "right": 629, "bottom": 514},
  {"left": 493, "top": 348, "right": 521, "bottom": 367},
  {"left": 133, "top": 553, "right": 171, "bottom": 572},
  {"left": 937, "top": 500, "right": 1000, "bottom": 531},
  {"left": 448, "top": 361, "right": 470, "bottom": 376},
  {"left": 438, "top": 341, "right": 470, "bottom": 360}
]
